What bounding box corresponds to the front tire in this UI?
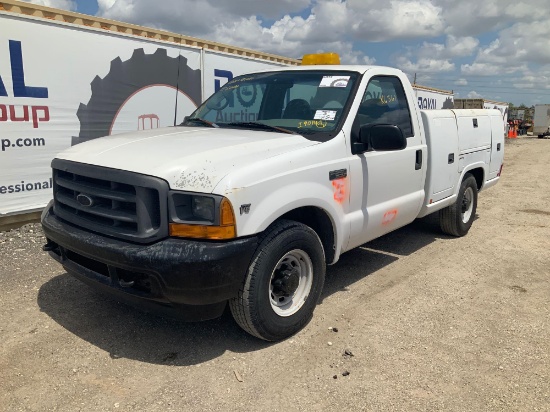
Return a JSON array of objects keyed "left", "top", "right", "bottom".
[
  {"left": 229, "top": 220, "right": 326, "bottom": 341},
  {"left": 439, "top": 174, "right": 478, "bottom": 236}
]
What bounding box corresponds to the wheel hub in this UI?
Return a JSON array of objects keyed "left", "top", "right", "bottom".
[
  {"left": 271, "top": 265, "right": 300, "bottom": 297},
  {"left": 461, "top": 196, "right": 471, "bottom": 213},
  {"left": 269, "top": 249, "right": 314, "bottom": 317}
]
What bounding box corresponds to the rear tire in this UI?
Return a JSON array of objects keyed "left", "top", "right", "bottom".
[
  {"left": 439, "top": 174, "right": 478, "bottom": 236},
  {"left": 229, "top": 220, "right": 326, "bottom": 341}
]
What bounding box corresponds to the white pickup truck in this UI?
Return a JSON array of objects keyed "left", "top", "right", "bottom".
[{"left": 41, "top": 54, "right": 504, "bottom": 341}]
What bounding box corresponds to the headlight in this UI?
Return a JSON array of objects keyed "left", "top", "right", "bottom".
[
  {"left": 192, "top": 196, "right": 215, "bottom": 221},
  {"left": 168, "top": 192, "right": 236, "bottom": 240}
]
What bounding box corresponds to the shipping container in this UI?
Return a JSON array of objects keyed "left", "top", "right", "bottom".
[{"left": 533, "top": 104, "right": 550, "bottom": 136}]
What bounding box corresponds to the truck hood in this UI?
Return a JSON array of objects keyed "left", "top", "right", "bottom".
[{"left": 57, "top": 126, "right": 318, "bottom": 192}]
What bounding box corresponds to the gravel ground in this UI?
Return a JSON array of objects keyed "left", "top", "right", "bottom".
[{"left": 1, "top": 137, "right": 549, "bottom": 411}]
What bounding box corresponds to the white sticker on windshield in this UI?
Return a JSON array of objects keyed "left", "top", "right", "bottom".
[
  {"left": 314, "top": 110, "right": 337, "bottom": 121},
  {"left": 319, "top": 76, "right": 350, "bottom": 88}
]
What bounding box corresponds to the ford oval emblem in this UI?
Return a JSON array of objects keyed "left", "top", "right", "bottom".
[{"left": 76, "top": 193, "right": 94, "bottom": 207}]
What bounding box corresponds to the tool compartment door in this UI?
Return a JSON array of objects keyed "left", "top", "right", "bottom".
[
  {"left": 488, "top": 111, "right": 505, "bottom": 180},
  {"left": 421, "top": 110, "right": 459, "bottom": 203}
]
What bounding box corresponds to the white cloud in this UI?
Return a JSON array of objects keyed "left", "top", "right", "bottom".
[
  {"left": 97, "top": 0, "right": 116, "bottom": 12},
  {"left": 437, "top": 0, "right": 550, "bottom": 36},
  {"left": 511, "top": 72, "right": 550, "bottom": 91},
  {"left": 415, "top": 35, "right": 479, "bottom": 60},
  {"left": 512, "top": 83, "right": 535, "bottom": 89},
  {"left": 461, "top": 62, "right": 500, "bottom": 76},
  {"left": 212, "top": 0, "right": 312, "bottom": 20},
  {"left": 85, "top": 0, "right": 550, "bottom": 106},
  {"left": 97, "top": 0, "right": 225, "bottom": 35},
  {"left": 399, "top": 35, "right": 479, "bottom": 74},
  {"left": 467, "top": 91, "right": 483, "bottom": 98},
  {"left": 96, "top": 0, "right": 312, "bottom": 35},
  {"left": 94, "top": 0, "right": 448, "bottom": 55},
  {"left": 21, "top": 0, "right": 75, "bottom": 10},
  {"left": 446, "top": 35, "right": 479, "bottom": 57},
  {"left": 210, "top": 14, "right": 374, "bottom": 64},
  {"left": 397, "top": 57, "right": 455, "bottom": 73},
  {"left": 348, "top": 0, "right": 445, "bottom": 41},
  {"left": 485, "top": 22, "right": 550, "bottom": 65},
  {"left": 91, "top": 0, "right": 550, "bottom": 67}
]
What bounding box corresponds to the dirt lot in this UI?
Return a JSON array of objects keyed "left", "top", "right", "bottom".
[{"left": 1, "top": 137, "right": 549, "bottom": 412}]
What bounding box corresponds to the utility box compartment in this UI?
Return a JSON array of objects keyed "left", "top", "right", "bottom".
[{"left": 421, "top": 110, "right": 459, "bottom": 203}]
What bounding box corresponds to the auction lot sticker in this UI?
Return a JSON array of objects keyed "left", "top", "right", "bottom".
[
  {"left": 314, "top": 110, "right": 337, "bottom": 121},
  {"left": 319, "top": 76, "right": 350, "bottom": 88}
]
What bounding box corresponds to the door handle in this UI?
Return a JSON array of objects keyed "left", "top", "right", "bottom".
[
  {"left": 497, "top": 143, "right": 501, "bottom": 151},
  {"left": 415, "top": 150, "right": 422, "bottom": 170},
  {"left": 448, "top": 153, "right": 455, "bottom": 164}
]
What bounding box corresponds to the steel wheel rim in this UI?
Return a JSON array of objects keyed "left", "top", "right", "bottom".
[
  {"left": 269, "top": 249, "right": 313, "bottom": 317},
  {"left": 461, "top": 187, "right": 474, "bottom": 223}
]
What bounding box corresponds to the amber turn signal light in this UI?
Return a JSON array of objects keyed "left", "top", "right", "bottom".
[{"left": 169, "top": 223, "right": 236, "bottom": 240}]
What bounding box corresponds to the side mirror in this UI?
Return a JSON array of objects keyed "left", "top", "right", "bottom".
[{"left": 359, "top": 124, "right": 407, "bottom": 151}]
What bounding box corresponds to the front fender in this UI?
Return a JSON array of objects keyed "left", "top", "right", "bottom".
[{"left": 227, "top": 178, "right": 348, "bottom": 262}]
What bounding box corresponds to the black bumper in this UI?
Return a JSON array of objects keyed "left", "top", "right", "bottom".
[{"left": 41, "top": 202, "right": 259, "bottom": 321}]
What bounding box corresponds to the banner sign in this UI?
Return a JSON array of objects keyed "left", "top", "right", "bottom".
[
  {"left": 413, "top": 87, "right": 454, "bottom": 110},
  {"left": 0, "top": 14, "right": 285, "bottom": 215}
]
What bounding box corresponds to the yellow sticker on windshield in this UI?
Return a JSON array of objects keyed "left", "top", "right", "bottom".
[{"left": 298, "top": 120, "right": 328, "bottom": 129}]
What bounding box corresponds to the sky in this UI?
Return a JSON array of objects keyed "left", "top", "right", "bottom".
[{"left": 25, "top": 0, "right": 550, "bottom": 106}]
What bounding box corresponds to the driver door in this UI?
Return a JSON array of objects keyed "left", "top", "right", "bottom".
[{"left": 346, "top": 74, "right": 426, "bottom": 249}]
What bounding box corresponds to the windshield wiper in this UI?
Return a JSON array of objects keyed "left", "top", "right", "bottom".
[
  {"left": 182, "top": 117, "right": 219, "bottom": 128},
  {"left": 227, "top": 122, "right": 296, "bottom": 135}
]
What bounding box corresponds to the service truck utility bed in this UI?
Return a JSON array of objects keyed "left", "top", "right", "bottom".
[{"left": 419, "top": 109, "right": 504, "bottom": 216}]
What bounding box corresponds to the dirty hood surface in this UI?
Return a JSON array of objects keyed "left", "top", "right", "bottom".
[{"left": 57, "top": 126, "right": 318, "bottom": 192}]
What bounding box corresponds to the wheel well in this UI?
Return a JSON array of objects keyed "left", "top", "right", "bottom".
[
  {"left": 466, "top": 168, "right": 484, "bottom": 190},
  {"left": 278, "top": 207, "right": 336, "bottom": 264}
]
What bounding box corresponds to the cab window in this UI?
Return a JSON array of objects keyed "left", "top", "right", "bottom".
[{"left": 355, "top": 76, "right": 413, "bottom": 137}]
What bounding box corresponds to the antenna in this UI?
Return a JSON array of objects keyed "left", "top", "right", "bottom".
[{"left": 173, "top": 37, "right": 182, "bottom": 126}]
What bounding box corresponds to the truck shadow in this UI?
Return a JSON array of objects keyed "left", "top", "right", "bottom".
[
  {"left": 37, "top": 214, "right": 460, "bottom": 366},
  {"left": 322, "top": 213, "right": 450, "bottom": 298},
  {"left": 37, "top": 276, "right": 268, "bottom": 366}
]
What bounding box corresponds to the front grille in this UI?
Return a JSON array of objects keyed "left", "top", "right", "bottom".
[{"left": 52, "top": 159, "right": 169, "bottom": 243}]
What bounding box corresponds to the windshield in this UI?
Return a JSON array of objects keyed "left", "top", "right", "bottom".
[{"left": 186, "top": 70, "right": 360, "bottom": 141}]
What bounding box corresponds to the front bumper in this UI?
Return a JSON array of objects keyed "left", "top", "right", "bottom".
[{"left": 41, "top": 202, "right": 259, "bottom": 321}]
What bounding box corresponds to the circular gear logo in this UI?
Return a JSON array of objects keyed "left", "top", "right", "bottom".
[{"left": 74, "top": 48, "right": 201, "bottom": 145}]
